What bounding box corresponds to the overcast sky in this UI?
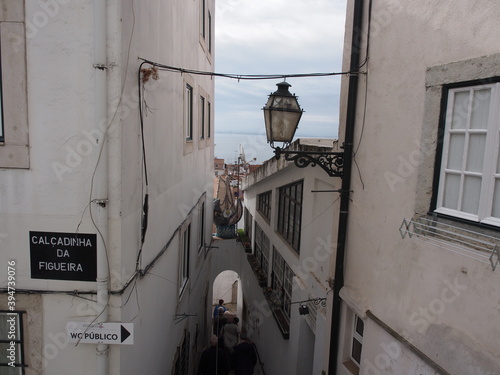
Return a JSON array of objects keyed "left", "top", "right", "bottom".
[{"left": 214, "top": 0, "right": 348, "bottom": 141}]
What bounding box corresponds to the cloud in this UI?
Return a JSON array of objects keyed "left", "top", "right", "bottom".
[{"left": 215, "top": 0, "right": 347, "bottom": 139}]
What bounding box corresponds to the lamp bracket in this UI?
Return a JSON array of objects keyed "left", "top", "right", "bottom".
[{"left": 275, "top": 147, "right": 344, "bottom": 177}]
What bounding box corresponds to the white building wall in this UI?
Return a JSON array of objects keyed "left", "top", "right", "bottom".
[
  {"left": 242, "top": 142, "right": 338, "bottom": 375},
  {"left": 118, "top": 0, "right": 215, "bottom": 373},
  {"left": 0, "top": 0, "right": 215, "bottom": 374},
  {"left": 337, "top": 1, "right": 500, "bottom": 374}
]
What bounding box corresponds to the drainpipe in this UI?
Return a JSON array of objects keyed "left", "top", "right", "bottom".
[
  {"left": 94, "top": 1, "right": 109, "bottom": 374},
  {"left": 328, "top": 0, "right": 364, "bottom": 374}
]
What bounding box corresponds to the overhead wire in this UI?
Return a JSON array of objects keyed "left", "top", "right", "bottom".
[
  {"left": 138, "top": 57, "right": 366, "bottom": 81},
  {"left": 61, "top": 0, "right": 366, "bottom": 329}
]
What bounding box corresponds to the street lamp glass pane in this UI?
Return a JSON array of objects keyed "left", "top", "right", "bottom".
[{"left": 264, "top": 98, "right": 302, "bottom": 143}]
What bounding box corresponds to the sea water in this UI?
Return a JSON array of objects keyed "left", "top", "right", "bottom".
[{"left": 214, "top": 131, "right": 274, "bottom": 164}]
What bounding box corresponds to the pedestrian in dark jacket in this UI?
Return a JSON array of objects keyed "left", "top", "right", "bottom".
[
  {"left": 198, "top": 335, "right": 229, "bottom": 375},
  {"left": 231, "top": 333, "right": 257, "bottom": 375},
  {"left": 213, "top": 307, "right": 227, "bottom": 336}
]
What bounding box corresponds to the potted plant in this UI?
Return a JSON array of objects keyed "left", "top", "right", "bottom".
[
  {"left": 257, "top": 269, "right": 268, "bottom": 287},
  {"left": 236, "top": 229, "right": 252, "bottom": 253}
]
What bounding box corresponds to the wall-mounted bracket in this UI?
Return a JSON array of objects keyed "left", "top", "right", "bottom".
[{"left": 275, "top": 147, "right": 344, "bottom": 177}]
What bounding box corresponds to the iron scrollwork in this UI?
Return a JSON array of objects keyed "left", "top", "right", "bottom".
[{"left": 275, "top": 147, "right": 344, "bottom": 177}]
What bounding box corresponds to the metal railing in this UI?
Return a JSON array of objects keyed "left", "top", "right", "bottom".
[{"left": 399, "top": 216, "right": 500, "bottom": 271}]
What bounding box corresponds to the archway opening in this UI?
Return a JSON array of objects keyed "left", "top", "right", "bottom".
[
  {"left": 212, "top": 270, "right": 242, "bottom": 318},
  {"left": 211, "top": 270, "right": 244, "bottom": 341}
]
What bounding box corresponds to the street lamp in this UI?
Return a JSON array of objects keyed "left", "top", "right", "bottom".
[
  {"left": 262, "top": 81, "right": 344, "bottom": 177},
  {"left": 263, "top": 81, "right": 303, "bottom": 147}
]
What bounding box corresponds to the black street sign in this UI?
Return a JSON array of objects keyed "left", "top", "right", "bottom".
[{"left": 30, "top": 231, "right": 97, "bottom": 281}]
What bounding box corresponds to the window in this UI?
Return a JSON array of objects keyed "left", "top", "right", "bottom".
[
  {"left": 351, "top": 315, "right": 364, "bottom": 366},
  {"left": 198, "top": 202, "right": 205, "bottom": 253},
  {"left": 173, "top": 330, "right": 190, "bottom": 375},
  {"left": 200, "top": 0, "right": 206, "bottom": 39},
  {"left": 0, "top": 78, "right": 4, "bottom": 142},
  {"left": 257, "top": 190, "right": 272, "bottom": 221},
  {"left": 199, "top": 95, "right": 205, "bottom": 139},
  {"left": 207, "top": 101, "right": 211, "bottom": 138},
  {"left": 185, "top": 84, "right": 193, "bottom": 141},
  {"left": 0, "top": 3, "right": 29, "bottom": 168},
  {"left": 254, "top": 223, "right": 270, "bottom": 277},
  {"left": 277, "top": 181, "right": 303, "bottom": 252},
  {"left": 244, "top": 208, "right": 253, "bottom": 242},
  {"left": 435, "top": 83, "right": 500, "bottom": 226},
  {"left": 271, "top": 248, "right": 293, "bottom": 320},
  {"left": 0, "top": 311, "right": 25, "bottom": 374},
  {"left": 179, "top": 225, "right": 191, "bottom": 296},
  {"left": 208, "top": 11, "right": 212, "bottom": 53},
  {"left": 343, "top": 312, "right": 364, "bottom": 374}
]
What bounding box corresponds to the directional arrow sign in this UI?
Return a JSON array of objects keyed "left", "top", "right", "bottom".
[{"left": 66, "top": 322, "right": 134, "bottom": 345}]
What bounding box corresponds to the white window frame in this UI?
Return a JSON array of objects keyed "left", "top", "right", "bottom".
[
  {"left": 254, "top": 222, "right": 270, "bottom": 277},
  {"left": 179, "top": 225, "right": 191, "bottom": 296},
  {"left": 185, "top": 84, "right": 193, "bottom": 141},
  {"left": 199, "top": 95, "right": 205, "bottom": 140},
  {"left": 0, "top": 79, "right": 4, "bottom": 142},
  {"left": 436, "top": 82, "right": 500, "bottom": 226},
  {"left": 0, "top": 4, "right": 30, "bottom": 168},
  {"left": 277, "top": 180, "right": 303, "bottom": 253},
  {"left": 207, "top": 101, "right": 211, "bottom": 138},
  {"left": 198, "top": 202, "right": 205, "bottom": 253},
  {"left": 200, "top": 0, "right": 206, "bottom": 40},
  {"left": 350, "top": 314, "right": 364, "bottom": 366},
  {"left": 271, "top": 248, "right": 293, "bottom": 320},
  {"left": 208, "top": 10, "right": 212, "bottom": 53},
  {"left": 257, "top": 190, "right": 272, "bottom": 222}
]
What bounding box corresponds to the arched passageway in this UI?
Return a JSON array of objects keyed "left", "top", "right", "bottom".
[{"left": 212, "top": 270, "right": 243, "bottom": 320}]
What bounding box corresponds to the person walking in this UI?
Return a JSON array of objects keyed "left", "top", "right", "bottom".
[
  {"left": 231, "top": 332, "right": 257, "bottom": 375},
  {"left": 213, "top": 299, "right": 227, "bottom": 318},
  {"left": 213, "top": 307, "right": 227, "bottom": 336},
  {"left": 198, "top": 335, "right": 229, "bottom": 375},
  {"left": 222, "top": 316, "right": 239, "bottom": 353}
]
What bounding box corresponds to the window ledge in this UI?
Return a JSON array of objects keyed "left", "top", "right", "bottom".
[
  {"left": 246, "top": 254, "right": 267, "bottom": 287},
  {"left": 263, "top": 289, "right": 290, "bottom": 339},
  {"left": 256, "top": 209, "right": 271, "bottom": 224},
  {"left": 342, "top": 360, "right": 359, "bottom": 375},
  {"left": 236, "top": 231, "right": 252, "bottom": 253},
  {"left": 271, "top": 307, "right": 290, "bottom": 339}
]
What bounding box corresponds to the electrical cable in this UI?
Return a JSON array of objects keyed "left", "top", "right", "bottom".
[
  {"left": 138, "top": 57, "right": 365, "bottom": 81},
  {"left": 68, "top": 0, "right": 138, "bottom": 323},
  {"left": 138, "top": 61, "right": 150, "bottom": 187},
  {"left": 136, "top": 58, "right": 153, "bottom": 271},
  {"left": 2, "top": 194, "right": 204, "bottom": 297}
]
